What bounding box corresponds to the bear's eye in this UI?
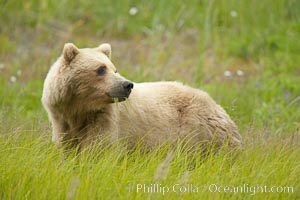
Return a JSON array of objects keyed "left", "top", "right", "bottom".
[{"left": 96, "top": 66, "right": 106, "bottom": 76}]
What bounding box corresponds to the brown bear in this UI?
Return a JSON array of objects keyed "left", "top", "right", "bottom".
[{"left": 42, "top": 43, "right": 242, "bottom": 152}]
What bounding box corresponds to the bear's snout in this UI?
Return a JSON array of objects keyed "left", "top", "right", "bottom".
[
  {"left": 122, "top": 81, "right": 134, "bottom": 97},
  {"left": 107, "top": 80, "right": 134, "bottom": 102}
]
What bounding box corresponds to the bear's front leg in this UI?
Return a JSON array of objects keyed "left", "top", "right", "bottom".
[{"left": 48, "top": 112, "right": 70, "bottom": 148}]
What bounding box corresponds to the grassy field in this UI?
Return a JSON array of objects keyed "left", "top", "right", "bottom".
[{"left": 0, "top": 0, "right": 300, "bottom": 199}]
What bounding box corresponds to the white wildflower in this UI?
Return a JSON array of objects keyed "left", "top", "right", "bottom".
[
  {"left": 224, "top": 70, "right": 232, "bottom": 77},
  {"left": 236, "top": 69, "right": 244, "bottom": 76},
  {"left": 230, "top": 10, "right": 238, "bottom": 18},
  {"left": 10, "top": 76, "right": 17, "bottom": 83},
  {"left": 0, "top": 63, "right": 4, "bottom": 69},
  {"left": 129, "top": 7, "right": 138, "bottom": 16}
]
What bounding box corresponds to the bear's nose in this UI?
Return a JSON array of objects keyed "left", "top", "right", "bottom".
[{"left": 122, "top": 81, "right": 134, "bottom": 96}]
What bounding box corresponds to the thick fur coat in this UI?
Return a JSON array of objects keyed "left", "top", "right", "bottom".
[{"left": 42, "top": 43, "right": 242, "bottom": 151}]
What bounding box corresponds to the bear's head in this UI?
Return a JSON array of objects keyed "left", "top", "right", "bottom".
[{"left": 43, "top": 43, "right": 134, "bottom": 113}]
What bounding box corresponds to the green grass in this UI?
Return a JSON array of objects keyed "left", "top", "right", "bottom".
[
  {"left": 0, "top": 0, "right": 300, "bottom": 199},
  {"left": 0, "top": 130, "right": 299, "bottom": 199}
]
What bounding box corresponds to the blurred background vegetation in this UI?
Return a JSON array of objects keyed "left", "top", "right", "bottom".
[
  {"left": 1, "top": 1, "right": 300, "bottom": 199},
  {"left": 1, "top": 0, "right": 299, "bottom": 134}
]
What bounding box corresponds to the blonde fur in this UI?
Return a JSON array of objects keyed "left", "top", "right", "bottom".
[{"left": 42, "top": 43, "right": 242, "bottom": 151}]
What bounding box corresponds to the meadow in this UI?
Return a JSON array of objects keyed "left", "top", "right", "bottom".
[{"left": 0, "top": 0, "right": 300, "bottom": 199}]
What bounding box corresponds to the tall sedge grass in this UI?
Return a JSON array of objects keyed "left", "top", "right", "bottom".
[{"left": 0, "top": 127, "right": 299, "bottom": 199}]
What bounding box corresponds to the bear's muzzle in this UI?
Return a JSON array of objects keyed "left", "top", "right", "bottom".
[{"left": 107, "top": 81, "right": 134, "bottom": 102}]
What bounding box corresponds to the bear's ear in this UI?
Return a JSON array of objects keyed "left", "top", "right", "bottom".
[
  {"left": 97, "top": 43, "right": 111, "bottom": 59},
  {"left": 63, "top": 43, "right": 79, "bottom": 63}
]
